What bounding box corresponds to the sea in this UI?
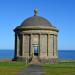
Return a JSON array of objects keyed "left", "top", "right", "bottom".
[{"left": 0, "top": 50, "right": 75, "bottom": 60}]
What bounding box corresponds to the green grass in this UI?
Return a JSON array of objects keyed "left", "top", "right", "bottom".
[
  {"left": 42, "top": 62, "right": 75, "bottom": 75},
  {"left": 1, "top": 61, "right": 75, "bottom": 75},
  {"left": 0, "top": 62, "right": 28, "bottom": 75}
]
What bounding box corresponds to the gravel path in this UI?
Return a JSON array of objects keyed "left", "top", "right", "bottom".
[{"left": 18, "top": 64, "right": 44, "bottom": 75}]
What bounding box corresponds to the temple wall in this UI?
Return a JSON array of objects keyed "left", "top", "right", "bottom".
[
  {"left": 22, "top": 35, "right": 30, "bottom": 57},
  {"left": 14, "top": 29, "right": 58, "bottom": 63},
  {"left": 48, "top": 34, "right": 54, "bottom": 58},
  {"left": 16, "top": 34, "right": 19, "bottom": 56},
  {"left": 53, "top": 35, "right": 58, "bottom": 58},
  {"left": 40, "top": 35, "right": 47, "bottom": 58}
]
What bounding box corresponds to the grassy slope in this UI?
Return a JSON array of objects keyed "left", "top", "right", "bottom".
[
  {"left": 0, "top": 62, "right": 27, "bottom": 75},
  {"left": 42, "top": 62, "right": 75, "bottom": 75}
]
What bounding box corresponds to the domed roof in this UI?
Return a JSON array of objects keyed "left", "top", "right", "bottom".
[
  {"left": 21, "top": 9, "right": 53, "bottom": 27},
  {"left": 21, "top": 16, "right": 53, "bottom": 27},
  {"left": 14, "top": 9, "right": 58, "bottom": 32}
]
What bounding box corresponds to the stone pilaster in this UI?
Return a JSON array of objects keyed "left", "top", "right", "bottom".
[
  {"left": 22, "top": 34, "right": 24, "bottom": 57},
  {"left": 56, "top": 35, "right": 57, "bottom": 57},
  {"left": 39, "top": 34, "right": 47, "bottom": 58},
  {"left": 48, "top": 34, "right": 54, "bottom": 58},
  {"left": 39, "top": 34, "right": 42, "bottom": 57},
  {"left": 16, "top": 34, "right": 19, "bottom": 56},
  {"left": 14, "top": 33, "right": 17, "bottom": 58},
  {"left": 47, "top": 34, "right": 49, "bottom": 56},
  {"left": 29, "top": 34, "right": 31, "bottom": 56},
  {"left": 47, "top": 34, "right": 50, "bottom": 57},
  {"left": 30, "top": 34, "right": 33, "bottom": 56},
  {"left": 54, "top": 35, "right": 57, "bottom": 58},
  {"left": 22, "top": 34, "right": 30, "bottom": 57},
  {"left": 38, "top": 34, "right": 40, "bottom": 56}
]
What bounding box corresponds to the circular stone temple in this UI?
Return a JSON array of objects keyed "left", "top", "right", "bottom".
[{"left": 13, "top": 9, "right": 59, "bottom": 64}]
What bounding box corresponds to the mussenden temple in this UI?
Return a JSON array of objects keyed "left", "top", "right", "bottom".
[{"left": 13, "top": 9, "right": 59, "bottom": 64}]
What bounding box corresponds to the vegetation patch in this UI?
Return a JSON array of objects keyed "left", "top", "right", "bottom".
[
  {"left": 0, "top": 62, "right": 27, "bottom": 75},
  {"left": 42, "top": 62, "right": 75, "bottom": 75}
]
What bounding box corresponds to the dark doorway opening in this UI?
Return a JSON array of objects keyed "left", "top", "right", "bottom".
[{"left": 34, "top": 46, "right": 38, "bottom": 56}]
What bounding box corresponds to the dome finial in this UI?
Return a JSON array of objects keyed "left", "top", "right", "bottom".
[{"left": 34, "top": 8, "right": 38, "bottom": 16}]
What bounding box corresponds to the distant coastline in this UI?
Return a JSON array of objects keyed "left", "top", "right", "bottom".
[{"left": 0, "top": 50, "right": 75, "bottom": 60}]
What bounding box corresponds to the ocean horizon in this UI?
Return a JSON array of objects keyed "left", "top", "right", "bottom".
[{"left": 0, "top": 50, "right": 75, "bottom": 60}]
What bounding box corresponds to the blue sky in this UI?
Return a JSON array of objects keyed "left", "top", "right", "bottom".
[{"left": 0, "top": 0, "right": 75, "bottom": 50}]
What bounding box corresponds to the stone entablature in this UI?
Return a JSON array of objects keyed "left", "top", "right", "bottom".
[{"left": 15, "top": 30, "right": 58, "bottom": 36}]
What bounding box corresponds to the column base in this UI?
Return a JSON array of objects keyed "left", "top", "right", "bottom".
[
  {"left": 39, "top": 58, "right": 58, "bottom": 64},
  {"left": 12, "top": 56, "right": 32, "bottom": 64},
  {"left": 12, "top": 56, "right": 58, "bottom": 64}
]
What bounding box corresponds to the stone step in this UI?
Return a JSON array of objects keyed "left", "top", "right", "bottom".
[{"left": 30, "top": 56, "right": 40, "bottom": 64}]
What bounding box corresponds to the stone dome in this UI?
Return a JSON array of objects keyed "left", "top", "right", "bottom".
[
  {"left": 21, "top": 16, "right": 53, "bottom": 27},
  {"left": 14, "top": 9, "right": 58, "bottom": 32}
]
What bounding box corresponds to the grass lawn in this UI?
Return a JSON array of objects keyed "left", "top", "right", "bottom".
[
  {"left": 0, "top": 62, "right": 27, "bottom": 75},
  {"left": 1, "top": 61, "right": 75, "bottom": 75},
  {"left": 42, "top": 62, "right": 75, "bottom": 75}
]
